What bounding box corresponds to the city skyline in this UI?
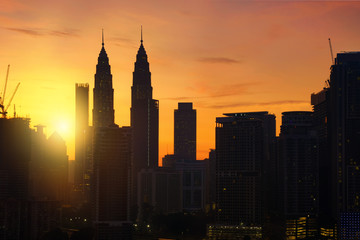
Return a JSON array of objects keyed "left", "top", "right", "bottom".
[{"left": 2, "top": 1, "right": 360, "bottom": 162}]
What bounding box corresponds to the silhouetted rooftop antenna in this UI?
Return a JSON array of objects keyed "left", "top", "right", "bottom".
[
  {"left": 329, "top": 38, "right": 334, "bottom": 65},
  {"left": 141, "top": 25, "right": 143, "bottom": 44},
  {"left": 102, "top": 29, "right": 104, "bottom": 46}
]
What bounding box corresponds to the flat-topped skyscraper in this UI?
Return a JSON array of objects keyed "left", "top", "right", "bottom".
[
  {"left": 75, "top": 83, "right": 89, "bottom": 187},
  {"left": 174, "top": 102, "right": 196, "bottom": 162},
  {"left": 93, "top": 32, "right": 114, "bottom": 128}
]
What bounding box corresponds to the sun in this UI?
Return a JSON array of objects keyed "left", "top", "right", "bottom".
[{"left": 56, "top": 120, "right": 70, "bottom": 138}]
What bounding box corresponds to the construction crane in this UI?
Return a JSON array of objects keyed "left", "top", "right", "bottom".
[
  {"left": 0, "top": 65, "right": 20, "bottom": 118},
  {"left": 329, "top": 38, "right": 334, "bottom": 65},
  {"left": 4, "top": 82, "right": 20, "bottom": 113},
  {"left": 0, "top": 65, "right": 9, "bottom": 115}
]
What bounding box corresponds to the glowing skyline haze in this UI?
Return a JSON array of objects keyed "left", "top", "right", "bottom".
[{"left": 1, "top": 0, "right": 360, "bottom": 162}]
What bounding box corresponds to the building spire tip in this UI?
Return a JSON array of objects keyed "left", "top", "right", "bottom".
[
  {"left": 102, "top": 29, "right": 104, "bottom": 46},
  {"left": 141, "top": 25, "right": 143, "bottom": 44}
]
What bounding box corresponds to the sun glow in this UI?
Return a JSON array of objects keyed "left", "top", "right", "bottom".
[{"left": 55, "top": 120, "right": 71, "bottom": 138}]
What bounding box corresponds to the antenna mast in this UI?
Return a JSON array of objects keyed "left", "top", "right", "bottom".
[{"left": 329, "top": 38, "right": 334, "bottom": 65}]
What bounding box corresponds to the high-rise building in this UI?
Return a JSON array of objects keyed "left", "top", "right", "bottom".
[
  {"left": 93, "top": 33, "right": 115, "bottom": 128},
  {"left": 0, "top": 117, "right": 31, "bottom": 239},
  {"left": 130, "top": 31, "right": 159, "bottom": 211},
  {"left": 75, "top": 83, "right": 89, "bottom": 188},
  {"left": 93, "top": 126, "right": 132, "bottom": 239},
  {"left": 215, "top": 112, "right": 275, "bottom": 228},
  {"left": 174, "top": 102, "right": 196, "bottom": 162},
  {"left": 0, "top": 118, "right": 31, "bottom": 200},
  {"left": 279, "top": 111, "right": 319, "bottom": 239},
  {"left": 311, "top": 88, "right": 334, "bottom": 232},
  {"left": 328, "top": 52, "right": 360, "bottom": 238},
  {"left": 91, "top": 33, "right": 132, "bottom": 239}
]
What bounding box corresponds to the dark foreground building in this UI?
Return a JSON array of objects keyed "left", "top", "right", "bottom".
[
  {"left": 279, "top": 111, "right": 319, "bottom": 239},
  {"left": 309, "top": 52, "right": 360, "bottom": 239},
  {"left": 93, "top": 126, "right": 132, "bottom": 239},
  {"left": 213, "top": 112, "right": 275, "bottom": 239},
  {"left": 0, "top": 118, "right": 31, "bottom": 239},
  {"left": 329, "top": 52, "right": 360, "bottom": 239}
]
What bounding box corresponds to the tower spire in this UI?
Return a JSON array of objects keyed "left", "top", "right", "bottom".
[
  {"left": 141, "top": 25, "right": 143, "bottom": 44},
  {"left": 102, "top": 29, "right": 104, "bottom": 46}
]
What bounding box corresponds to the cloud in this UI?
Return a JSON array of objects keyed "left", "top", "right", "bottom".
[
  {"left": 110, "top": 37, "right": 134, "bottom": 44},
  {"left": 49, "top": 30, "right": 79, "bottom": 37},
  {"left": 197, "top": 100, "right": 309, "bottom": 109},
  {"left": 198, "top": 57, "right": 240, "bottom": 64},
  {"left": 5, "top": 27, "right": 42, "bottom": 36},
  {"left": 161, "top": 81, "right": 261, "bottom": 100},
  {"left": 4, "top": 27, "right": 79, "bottom": 37},
  {"left": 190, "top": 81, "right": 260, "bottom": 97},
  {"left": 110, "top": 37, "right": 135, "bottom": 47}
]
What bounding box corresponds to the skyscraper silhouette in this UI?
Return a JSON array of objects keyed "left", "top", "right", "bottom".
[
  {"left": 311, "top": 52, "right": 360, "bottom": 238},
  {"left": 91, "top": 32, "right": 131, "bottom": 239},
  {"left": 213, "top": 112, "right": 275, "bottom": 239},
  {"left": 174, "top": 102, "right": 196, "bottom": 162},
  {"left": 75, "top": 83, "right": 89, "bottom": 188},
  {"left": 0, "top": 117, "right": 31, "bottom": 239},
  {"left": 311, "top": 88, "right": 333, "bottom": 233},
  {"left": 328, "top": 52, "right": 360, "bottom": 238},
  {"left": 93, "top": 31, "right": 114, "bottom": 128},
  {"left": 130, "top": 29, "right": 159, "bottom": 213},
  {"left": 279, "top": 111, "right": 318, "bottom": 239}
]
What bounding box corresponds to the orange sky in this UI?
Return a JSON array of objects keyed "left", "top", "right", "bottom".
[{"left": 1, "top": 0, "right": 360, "bottom": 163}]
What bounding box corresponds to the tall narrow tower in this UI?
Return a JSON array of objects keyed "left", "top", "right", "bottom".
[
  {"left": 174, "top": 102, "right": 196, "bottom": 162},
  {"left": 93, "top": 31, "right": 114, "bottom": 128},
  {"left": 91, "top": 32, "right": 132, "bottom": 239},
  {"left": 75, "top": 83, "right": 89, "bottom": 187},
  {"left": 130, "top": 29, "right": 159, "bottom": 208}
]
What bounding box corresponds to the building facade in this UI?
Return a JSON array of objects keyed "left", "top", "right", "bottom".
[
  {"left": 92, "top": 126, "right": 132, "bottom": 239},
  {"left": 215, "top": 112, "right": 275, "bottom": 228},
  {"left": 279, "top": 111, "right": 319, "bottom": 239},
  {"left": 328, "top": 52, "right": 360, "bottom": 239},
  {"left": 0, "top": 118, "right": 31, "bottom": 239}
]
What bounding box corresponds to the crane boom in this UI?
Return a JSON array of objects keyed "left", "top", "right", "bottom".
[
  {"left": 2, "top": 65, "right": 10, "bottom": 105},
  {"left": 5, "top": 82, "right": 20, "bottom": 113},
  {"left": 329, "top": 38, "right": 334, "bottom": 65}
]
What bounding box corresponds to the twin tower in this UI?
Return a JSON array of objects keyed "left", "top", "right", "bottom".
[
  {"left": 92, "top": 30, "right": 159, "bottom": 168},
  {"left": 91, "top": 30, "right": 159, "bottom": 227}
]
